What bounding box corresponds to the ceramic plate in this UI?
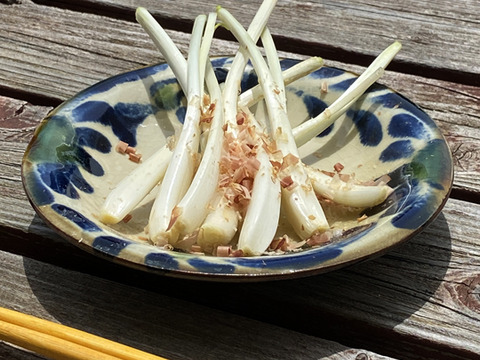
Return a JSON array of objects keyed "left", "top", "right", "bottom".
[{"left": 22, "top": 58, "right": 453, "bottom": 281}]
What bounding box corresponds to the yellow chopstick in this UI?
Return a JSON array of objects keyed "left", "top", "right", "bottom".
[{"left": 0, "top": 307, "right": 168, "bottom": 360}]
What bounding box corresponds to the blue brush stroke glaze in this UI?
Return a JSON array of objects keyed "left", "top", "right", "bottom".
[
  {"left": 428, "top": 181, "right": 445, "bottom": 191},
  {"left": 54, "top": 142, "right": 102, "bottom": 178},
  {"left": 347, "top": 109, "right": 383, "bottom": 146},
  {"left": 380, "top": 140, "right": 415, "bottom": 162},
  {"left": 211, "top": 57, "right": 230, "bottom": 69},
  {"left": 176, "top": 106, "right": 187, "bottom": 125},
  {"left": 388, "top": 113, "right": 428, "bottom": 139},
  {"left": 75, "top": 127, "right": 111, "bottom": 153},
  {"left": 55, "top": 139, "right": 104, "bottom": 176},
  {"left": 52, "top": 204, "right": 101, "bottom": 232},
  {"left": 372, "top": 93, "right": 434, "bottom": 129},
  {"left": 38, "top": 163, "right": 81, "bottom": 198},
  {"left": 391, "top": 189, "right": 436, "bottom": 229},
  {"left": 213, "top": 67, "right": 229, "bottom": 84},
  {"left": 303, "top": 95, "right": 328, "bottom": 116},
  {"left": 310, "top": 67, "right": 345, "bottom": 79},
  {"left": 70, "top": 146, "right": 104, "bottom": 176},
  {"left": 188, "top": 258, "right": 237, "bottom": 274},
  {"left": 371, "top": 92, "right": 404, "bottom": 109},
  {"left": 74, "top": 63, "right": 169, "bottom": 100},
  {"left": 241, "top": 71, "right": 259, "bottom": 93},
  {"left": 302, "top": 95, "right": 332, "bottom": 136},
  {"left": 25, "top": 170, "right": 55, "bottom": 206},
  {"left": 280, "top": 58, "right": 299, "bottom": 71},
  {"left": 92, "top": 236, "right": 130, "bottom": 257},
  {"left": 29, "top": 114, "right": 102, "bottom": 199},
  {"left": 212, "top": 60, "right": 259, "bottom": 92},
  {"left": 144, "top": 252, "right": 179, "bottom": 270},
  {"left": 330, "top": 75, "right": 384, "bottom": 93},
  {"left": 72, "top": 101, "right": 154, "bottom": 146},
  {"left": 149, "top": 78, "right": 184, "bottom": 111},
  {"left": 330, "top": 77, "right": 355, "bottom": 92}
]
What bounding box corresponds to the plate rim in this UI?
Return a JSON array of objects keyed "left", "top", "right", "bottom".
[{"left": 21, "top": 58, "right": 454, "bottom": 281}]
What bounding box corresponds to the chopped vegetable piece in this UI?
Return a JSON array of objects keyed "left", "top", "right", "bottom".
[{"left": 216, "top": 245, "right": 232, "bottom": 257}]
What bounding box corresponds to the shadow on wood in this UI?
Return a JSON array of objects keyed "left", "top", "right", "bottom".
[{"left": 18, "top": 211, "right": 452, "bottom": 359}]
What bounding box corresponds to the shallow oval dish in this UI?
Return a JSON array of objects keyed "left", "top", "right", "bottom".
[{"left": 22, "top": 57, "right": 453, "bottom": 281}]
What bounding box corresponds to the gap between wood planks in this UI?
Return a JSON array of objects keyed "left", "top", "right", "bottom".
[
  {"left": 28, "top": 0, "right": 480, "bottom": 87},
  {"left": 1, "top": 1, "right": 477, "bottom": 205},
  {"left": 0, "top": 86, "right": 61, "bottom": 108},
  {"left": 451, "top": 187, "right": 480, "bottom": 204}
]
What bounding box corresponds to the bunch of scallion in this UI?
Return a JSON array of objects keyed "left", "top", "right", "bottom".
[{"left": 99, "top": 1, "right": 401, "bottom": 256}]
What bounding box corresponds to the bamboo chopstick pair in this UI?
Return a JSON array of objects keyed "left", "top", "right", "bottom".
[{"left": 0, "top": 307, "right": 168, "bottom": 360}]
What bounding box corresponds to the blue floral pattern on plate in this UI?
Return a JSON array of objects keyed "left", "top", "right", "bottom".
[{"left": 22, "top": 58, "right": 453, "bottom": 281}]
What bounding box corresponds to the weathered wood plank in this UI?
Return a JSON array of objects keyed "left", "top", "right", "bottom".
[
  {"left": 1, "top": 5, "right": 479, "bottom": 198},
  {"left": 0, "top": 1, "right": 479, "bottom": 360},
  {"left": 2, "top": 187, "right": 480, "bottom": 359},
  {"left": 0, "top": 95, "right": 479, "bottom": 359},
  {"left": 0, "top": 1, "right": 165, "bottom": 103},
  {"left": 207, "top": 199, "right": 480, "bottom": 359},
  {"left": 0, "top": 343, "right": 43, "bottom": 360},
  {"left": 2, "top": 1, "right": 480, "bottom": 102},
  {"left": 375, "top": 72, "right": 480, "bottom": 199},
  {"left": 31, "top": 0, "right": 480, "bottom": 84},
  {"left": 0, "top": 251, "right": 394, "bottom": 360},
  {"left": 0, "top": 97, "right": 52, "bottom": 143},
  {"left": 2, "top": 35, "right": 480, "bottom": 199},
  {"left": 2, "top": 1, "right": 479, "bottom": 197}
]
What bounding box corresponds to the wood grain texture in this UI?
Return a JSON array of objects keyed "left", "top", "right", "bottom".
[
  {"left": 0, "top": 1, "right": 162, "bottom": 103},
  {"left": 1, "top": 193, "right": 480, "bottom": 359},
  {"left": 0, "top": 251, "right": 394, "bottom": 360},
  {"left": 0, "top": 3, "right": 479, "bottom": 197},
  {"left": 0, "top": 94, "right": 479, "bottom": 358},
  {"left": 31, "top": 0, "right": 480, "bottom": 84},
  {"left": 1, "top": 0, "right": 480, "bottom": 359},
  {"left": 0, "top": 1, "right": 304, "bottom": 102},
  {"left": 0, "top": 343, "right": 43, "bottom": 360}
]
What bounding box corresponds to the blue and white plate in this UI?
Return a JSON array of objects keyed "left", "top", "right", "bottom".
[{"left": 22, "top": 58, "right": 453, "bottom": 281}]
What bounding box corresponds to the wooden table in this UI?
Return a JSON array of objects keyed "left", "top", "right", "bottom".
[{"left": 1, "top": 1, "right": 479, "bottom": 359}]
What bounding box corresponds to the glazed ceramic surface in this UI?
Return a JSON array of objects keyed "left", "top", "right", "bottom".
[{"left": 22, "top": 58, "right": 453, "bottom": 281}]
